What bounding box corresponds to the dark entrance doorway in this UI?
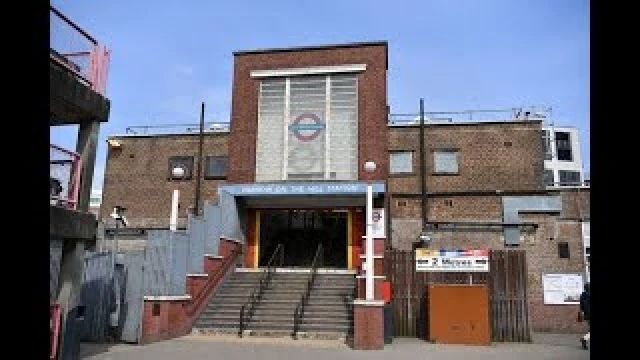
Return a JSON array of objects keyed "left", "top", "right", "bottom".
[{"left": 259, "top": 209, "right": 347, "bottom": 268}]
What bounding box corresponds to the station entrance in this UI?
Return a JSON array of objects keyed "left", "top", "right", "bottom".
[{"left": 258, "top": 209, "right": 348, "bottom": 268}]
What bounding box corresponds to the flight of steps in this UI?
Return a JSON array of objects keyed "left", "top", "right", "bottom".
[{"left": 192, "top": 269, "right": 355, "bottom": 339}]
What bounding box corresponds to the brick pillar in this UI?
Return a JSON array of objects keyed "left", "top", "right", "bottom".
[{"left": 352, "top": 300, "right": 385, "bottom": 350}]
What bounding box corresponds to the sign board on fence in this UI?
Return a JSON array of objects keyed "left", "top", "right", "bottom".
[
  {"left": 542, "top": 273, "right": 584, "bottom": 305},
  {"left": 415, "top": 248, "right": 489, "bottom": 272},
  {"left": 372, "top": 208, "right": 385, "bottom": 238}
]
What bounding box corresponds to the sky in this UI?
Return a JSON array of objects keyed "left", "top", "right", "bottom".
[{"left": 50, "top": 0, "right": 590, "bottom": 192}]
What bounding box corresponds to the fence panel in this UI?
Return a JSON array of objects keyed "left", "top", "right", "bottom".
[
  {"left": 204, "top": 204, "right": 221, "bottom": 255},
  {"left": 80, "top": 251, "right": 114, "bottom": 342},
  {"left": 188, "top": 216, "right": 206, "bottom": 274},
  {"left": 169, "top": 232, "right": 189, "bottom": 295},
  {"left": 143, "top": 230, "right": 170, "bottom": 296},
  {"left": 385, "top": 249, "right": 525, "bottom": 342},
  {"left": 120, "top": 251, "right": 145, "bottom": 343}
]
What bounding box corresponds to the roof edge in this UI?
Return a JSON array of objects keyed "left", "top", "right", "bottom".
[{"left": 234, "top": 41, "right": 389, "bottom": 69}]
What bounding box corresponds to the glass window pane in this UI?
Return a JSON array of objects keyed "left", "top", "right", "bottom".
[
  {"left": 434, "top": 151, "right": 458, "bottom": 173},
  {"left": 390, "top": 152, "right": 412, "bottom": 173}
]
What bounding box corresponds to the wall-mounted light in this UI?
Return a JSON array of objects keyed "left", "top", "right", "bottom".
[
  {"left": 172, "top": 166, "right": 186, "bottom": 179},
  {"left": 107, "top": 139, "right": 121, "bottom": 148}
]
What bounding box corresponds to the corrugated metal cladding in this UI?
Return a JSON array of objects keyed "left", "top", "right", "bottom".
[{"left": 256, "top": 74, "right": 358, "bottom": 182}]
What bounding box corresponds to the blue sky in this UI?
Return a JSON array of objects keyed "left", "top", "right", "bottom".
[{"left": 50, "top": 0, "right": 590, "bottom": 192}]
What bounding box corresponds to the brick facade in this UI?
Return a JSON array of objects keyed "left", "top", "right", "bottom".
[
  {"left": 388, "top": 121, "right": 545, "bottom": 193},
  {"left": 520, "top": 212, "right": 589, "bottom": 333},
  {"left": 229, "top": 42, "right": 389, "bottom": 183},
  {"left": 101, "top": 133, "right": 228, "bottom": 228}
]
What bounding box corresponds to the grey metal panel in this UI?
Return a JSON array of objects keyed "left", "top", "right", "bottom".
[
  {"left": 502, "top": 196, "right": 562, "bottom": 245},
  {"left": 80, "top": 251, "right": 114, "bottom": 342},
  {"left": 204, "top": 204, "right": 222, "bottom": 255},
  {"left": 143, "top": 230, "right": 170, "bottom": 296},
  {"left": 168, "top": 232, "right": 189, "bottom": 295},
  {"left": 187, "top": 216, "right": 205, "bottom": 273},
  {"left": 120, "top": 251, "right": 144, "bottom": 343},
  {"left": 50, "top": 239, "right": 63, "bottom": 303},
  {"left": 219, "top": 190, "right": 243, "bottom": 243}
]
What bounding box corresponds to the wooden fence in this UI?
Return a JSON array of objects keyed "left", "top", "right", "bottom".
[{"left": 384, "top": 249, "right": 531, "bottom": 342}]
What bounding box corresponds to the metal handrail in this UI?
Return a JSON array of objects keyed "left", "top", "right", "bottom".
[
  {"left": 239, "top": 243, "right": 284, "bottom": 337},
  {"left": 292, "top": 243, "right": 323, "bottom": 339}
]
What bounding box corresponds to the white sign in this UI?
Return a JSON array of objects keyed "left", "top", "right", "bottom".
[
  {"left": 415, "top": 249, "right": 489, "bottom": 272},
  {"left": 372, "top": 208, "right": 385, "bottom": 238},
  {"left": 542, "top": 273, "right": 584, "bottom": 305}
]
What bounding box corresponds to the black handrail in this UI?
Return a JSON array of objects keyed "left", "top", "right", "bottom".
[
  {"left": 238, "top": 244, "right": 284, "bottom": 337},
  {"left": 292, "top": 243, "right": 323, "bottom": 339}
]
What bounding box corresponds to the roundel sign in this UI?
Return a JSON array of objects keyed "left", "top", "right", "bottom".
[{"left": 288, "top": 113, "right": 325, "bottom": 142}]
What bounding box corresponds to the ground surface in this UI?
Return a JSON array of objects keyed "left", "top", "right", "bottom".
[{"left": 80, "top": 333, "right": 589, "bottom": 360}]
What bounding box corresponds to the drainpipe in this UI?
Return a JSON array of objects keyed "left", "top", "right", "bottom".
[
  {"left": 419, "top": 98, "right": 427, "bottom": 230},
  {"left": 194, "top": 102, "right": 205, "bottom": 216}
]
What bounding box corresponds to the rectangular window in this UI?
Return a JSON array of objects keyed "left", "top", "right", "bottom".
[
  {"left": 255, "top": 74, "right": 358, "bottom": 181},
  {"left": 558, "top": 242, "right": 570, "bottom": 259},
  {"left": 542, "top": 130, "right": 552, "bottom": 160},
  {"left": 152, "top": 303, "right": 161, "bottom": 316},
  {"left": 168, "top": 156, "right": 194, "bottom": 180},
  {"left": 555, "top": 131, "right": 573, "bottom": 161},
  {"left": 390, "top": 151, "right": 413, "bottom": 174},
  {"left": 558, "top": 170, "right": 581, "bottom": 185},
  {"left": 204, "top": 156, "right": 228, "bottom": 179},
  {"left": 544, "top": 169, "right": 555, "bottom": 186},
  {"left": 433, "top": 150, "right": 459, "bottom": 174}
]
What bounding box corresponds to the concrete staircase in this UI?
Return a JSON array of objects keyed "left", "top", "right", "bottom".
[{"left": 192, "top": 269, "right": 355, "bottom": 339}]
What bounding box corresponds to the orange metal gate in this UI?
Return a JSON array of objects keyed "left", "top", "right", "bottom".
[{"left": 384, "top": 249, "right": 531, "bottom": 342}]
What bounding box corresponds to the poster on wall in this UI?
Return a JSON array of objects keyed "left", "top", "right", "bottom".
[
  {"left": 415, "top": 248, "right": 489, "bottom": 272},
  {"left": 542, "top": 273, "right": 584, "bottom": 305},
  {"left": 372, "top": 208, "right": 385, "bottom": 238}
]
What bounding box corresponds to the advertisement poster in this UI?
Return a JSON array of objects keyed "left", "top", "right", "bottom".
[
  {"left": 415, "top": 248, "right": 489, "bottom": 272},
  {"left": 542, "top": 273, "right": 584, "bottom": 305}
]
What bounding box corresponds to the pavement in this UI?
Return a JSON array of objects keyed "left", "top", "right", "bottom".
[{"left": 80, "top": 333, "right": 590, "bottom": 360}]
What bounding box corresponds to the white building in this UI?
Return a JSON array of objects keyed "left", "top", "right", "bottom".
[{"left": 542, "top": 125, "right": 585, "bottom": 187}]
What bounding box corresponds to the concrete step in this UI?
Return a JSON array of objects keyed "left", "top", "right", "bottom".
[
  {"left": 297, "top": 324, "right": 351, "bottom": 333},
  {"left": 194, "top": 319, "right": 239, "bottom": 328},
  {"left": 300, "top": 317, "right": 352, "bottom": 326}
]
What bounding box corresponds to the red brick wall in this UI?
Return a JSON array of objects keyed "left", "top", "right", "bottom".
[
  {"left": 352, "top": 304, "right": 384, "bottom": 350},
  {"left": 140, "top": 239, "right": 243, "bottom": 344},
  {"left": 229, "top": 43, "right": 388, "bottom": 183}
]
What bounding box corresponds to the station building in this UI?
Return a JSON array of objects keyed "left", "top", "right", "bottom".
[{"left": 101, "top": 41, "right": 590, "bottom": 334}]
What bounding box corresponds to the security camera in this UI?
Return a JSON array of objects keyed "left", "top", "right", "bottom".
[{"left": 110, "top": 206, "right": 128, "bottom": 227}]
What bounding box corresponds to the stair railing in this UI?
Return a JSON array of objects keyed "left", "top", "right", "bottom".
[
  {"left": 238, "top": 243, "right": 284, "bottom": 337},
  {"left": 292, "top": 243, "right": 323, "bottom": 339}
]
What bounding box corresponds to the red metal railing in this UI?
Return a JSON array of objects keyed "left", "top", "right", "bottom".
[
  {"left": 50, "top": 304, "right": 62, "bottom": 360},
  {"left": 50, "top": 144, "right": 82, "bottom": 210},
  {"left": 50, "top": 5, "right": 110, "bottom": 96}
]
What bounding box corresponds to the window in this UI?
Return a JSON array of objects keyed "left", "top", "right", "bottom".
[
  {"left": 555, "top": 131, "right": 573, "bottom": 161},
  {"left": 390, "top": 151, "right": 413, "bottom": 174},
  {"left": 168, "top": 156, "right": 194, "bottom": 180},
  {"left": 558, "top": 170, "right": 581, "bottom": 185},
  {"left": 152, "top": 303, "right": 161, "bottom": 316},
  {"left": 558, "top": 242, "right": 570, "bottom": 259},
  {"left": 205, "top": 156, "right": 228, "bottom": 179},
  {"left": 433, "top": 150, "right": 459, "bottom": 174},
  {"left": 255, "top": 74, "right": 358, "bottom": 181},
  {"left": 542, "top": 130, "right": 552, "bottom": 160},
  {"left": 544, "top": 169, "right": 555, "bottom": 186}
]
